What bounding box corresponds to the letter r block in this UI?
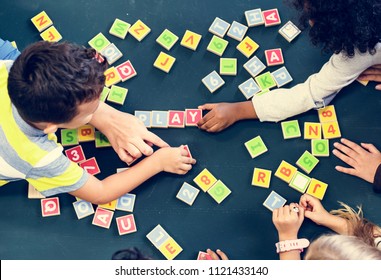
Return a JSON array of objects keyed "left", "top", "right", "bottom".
[{"left": 252, "top": 168, "right": 272, "bottom": 188}]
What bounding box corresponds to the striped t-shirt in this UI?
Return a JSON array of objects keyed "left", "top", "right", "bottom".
[{"left": 0, "top": 63, "right": 88, "bottom": 197}]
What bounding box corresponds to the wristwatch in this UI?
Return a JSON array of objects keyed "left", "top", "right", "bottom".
[{"left": 275, "top": 238, "right": 310, "bottom": 253}]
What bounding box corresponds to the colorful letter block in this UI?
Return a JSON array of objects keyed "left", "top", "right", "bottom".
[
  {"left": 153, "top": 52, "right": 176, "bottom": 73},
  {"left": 147, "top": 225, "right": 170, "bottom": 248},
  {"left": 306, "top": 178, "right": 328, "bottom": 200},
  {"left": 78, "top": 125, "right": 95, "bottom": 142},
  {"left": 100, "top": 43, "right": 123, "bottom": 65},
  {"left": 227, "top": 21, "right": 248, "bottom": 41},
  {"left": 99, "top": 199, "right": 117, "bottom": 211},
  {"left": 41, "top": 197, "right": 60, "bottom": 217},
  {"left": 65, "top": 145, "right": 86, "bottom": 163},
  {"left": 208, "top": 17, "right": 230, "bottom": 37},
  {"left": 279, "top": 21, "right": 301, "bottom": 42},
  {"left": 79, "top": 157, "right": 101, "bottom": 175},
  {"left": 193, "top": 168, "right": 218, "bottom": 192},
  {"left": 202, "top": 70, "right": 225, "bottom": 93},
  {"left": 271, "top": 66, "right": 293, "bottom": 87},
  {"left": 156, "top": 29, "right": 179, "bottom": 51},
  {"left": 255, "top": 71, "right": 277, "bottom": 90},
  {"left": 289, "top": 171, "right": 311, "bottom": 193},
  {"left": 116, "top": 60, "right": 137, "bottom": 82},
  {"left": 135, "top": 111, "right": 151, "bottom": 127},
  {"left": 168, "top": 111, "right": 185, "bottom": 128},
  {"left": 92, "top": 207, "right": 114, "bottom": 229},
  {"left": 104, "top": 67, "right": 121, "bottom": 87},
  {"left": 40, "top": 26, "right": 62, "bottom": 42},
  {"left": 185, "top": 109, "right": 202, "bottom": 126},
  {"left": 311, "top": 139, "right": 330, "bottom": 157},
  {"left": 180, "top": 30, "right": 202, "bottom": 51},
  {"left": 73, "top": 200, "right": 94, "bottom": 219},
  {"left": 28, "top": 184, "right": 45, "bottom": 199},
  {"left": 116, "top": 193, "right": 136, "bottom": 212},
  {"left": 275, "top": 160, "right": 298, "bottom": 183},
  {"left": 176, "top": 182, "right": 200, "bottom": 206},
  {"left": 296, "top": 151, "right": 319, "bottom": 174},
  {"left": 219, "top": 58, "right": 237, "bottom": 76},
  {"left": 88, "top": 33, "right": 110, "bottom": 52},
  {"left": 207, "top": 180, "right": 231, "bottom": 204},
  {"left": 61, "top": 128, "right": 79, "bottom": 146},
  {"left": 129, "top": 19, "right": 151, "bottom": 42},
  {"left": 237, "top": 36, "right": 259, "bottom": 58},
  {"left": 245, "top": 8, "right": 264, "bottom": 27},
  {"left": 31, "top": 11, "right": 53, "bottom": 32},
  {"left": 244, "top": 135, "right": 268, "bottom": 158},
  {"left": 322, "top": 121, "right": 341, "bottom": 139},
  {"left": 151, "top": 111, "right": 169, "bottom": 128},
  {"left": 107, "top": 85, "right": 128, "bottom": 105},
  {"left": 263, "top": 191, "right": 286, "bottom": 211},
  {"left": 239, "top": 78, "right": 261, "bottom": 99},
  {"left": 158, "top": 237, "right": 183, "bottom": 260},
  {"left": 252, "top": 168, "right": 272, "bottom": 188},
  {"left": 281, "top": 120, "right": 301, "bottom": 139},
  {"left": 318, "top": 105, "right": 337, "bottom": 123},
  {"left": 100, "top": 87, "right": 110, "bottom": 102},
  {"left": 197, "top": 251, "right": 213, "bottom": 260},
  {"left": 243, "top": 56, "right": 266, "bottom": 78},
  {"left": 207, "top": 35, "right": 229, "bottom": 56},
  {"left": 116, "top": 214, "right": 137, "bottom": 235},
  {"left": 109, "top": 18, "right": 131, "bottom": 39},
  {"left": 263, "top": 8, "right": 281, "bottom": 27},
  {"left": 264, "top": 48, "right": 284, "bottom": 66},
  {"left": 304, "top": 122, "right": 322, "bottom": 139},
  {"left": 95, "top": 131, "right": 112, "bottom": 148}
]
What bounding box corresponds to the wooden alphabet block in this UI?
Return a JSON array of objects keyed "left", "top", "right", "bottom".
[
  {"left": 185, "top": 109, "right": 202, "bottom": 126},
  {"left": 107, "top": 85, "right": 128, "bottom": 105},
  {"left": 264, "top": 48, "right": 284, "bottom": 66},
  {"left": 168, "top": 110, "right": 185, "bottom": 128},
  {"left": 227, "top": 21, "right": 248, "bottom": 41},
  {"left": 99, "top": 87, "right": 110, "bottom": 102},
  {"left": 322, "top": 121, "right": 341, "bottom": 139},
  {"left": 153, "top": 52, "right": 176, "bottom": 73},
  {"left": 60, "top": 128, "right": 79, "bottom": 146},
  {"left": 95, "top": 131, "right": 112, "bottom": 148},
  {"left": 147, "top": 225, "right": 170, "bottom": 249},
  {"left": 289, "top": 171, "right": 311, "bottom": 193},
  {"left": 176, "top": 182, "right": 200, "bottom": 206},
  {"left": 311, "top": 139, "right": 330, "bottom": 157},
  {"left": 306, "top": 178, "right": 328, "bottom": 200},
  {"left": 202, "top": 70, "right": 225, "bottom": 93},
  {"left": 243, "top": 56, "right": 266, "bottom": 78},
  {"left": 279, "top": 21, "right": 301, "bottom": 42},
  {"left": 244, "top": 135, "right": 268, "bottom": 158},
  {"left": 281, "top": 120, "right": 301, "bottom": 139},
  {"left": 304, "top": 122, "right": 322, "bottom": 139},
  {"left": 99, "top": 199, "right": 117, "bottom": 211},
  {"left": 197, "top": 251, "right": 213, "bottom": 260},
  {"left": 208, "top": 17, "right": 230, "bottom": 38},
  {"left": 207, "top": 35, "right": 229, "bottom": 56},
  {"left": 79, "top": 157, "right": 101, "bottom": 175},
  {"left": 100, "top": 43, "right": 123, "bottom": 65},
  {"left": 31, "top": 11, "right": 53, "bottom": 32},
  {"left": 109, "top": 18, "right": 131, "bottom": 39},
  {"left": 159, "top": 237, "right": 183, "bottom": 260},
  {"left": 296, "top": 151, "right": 319, "bottom": 174},
  {"left": 41, "top": 197, "right": 60, "bottom": 217},
  {"left": 116, "top": 60, "right": 137, "bottom": 81},
  {"left": 104, "top": 67, "right": 121, "bottom": 87},
  {"left": 207, "top": 180, "right": 231, "bottom": 204},
  {"left": 73, "top": 200, "right": 94, "bottom": 219},
  {"left": 219, "top": 58, "right": 237, "bottom": 76},
  {"left": 180, "top": 30, "right": 202, "bottom": 51},
  {"left": 262, "top": 8, "right": 281, "bottom": 27},
  {"left": 65, "top": 145, "right": 86, "bottom": 163},
  {"left": 134, "top": 111, "right": 152, "bottom": 127},
  {"left": 236, "top": 36, "right": 259, "bottom": 58},
  {"left": 271, "top": 66, "right": 292, "bottom": 87},
  {"left": 40, "top": 26, "right": 62, "bottom": 42},
  {"left": 116, "top": 193, "right": 136, "bottom": 212},
  {"left": 92, "top": 207, "right": 114, "bottom": 229},
  {"left": 193, "top": 168, "right": 218, "bottom": 192},
  {"left": 129, "top": 20, "right": 151, "bottom": 42},
  {"left": 318, "top": 105, "right": 337, "bottom": 123},
  {"left": 245, "top": 8, "right": 264, "bottom": 27},
  {"left": 183, "top": 145, "right": 193, "bottom": 158},
  {"left": 28, "top": 184, "right": 45, "bottom": 199},
  {"left": 116, "top": 214, "right": 137, "bottom": 235},
  {"left": 275, "top": 160, "right": 298, "bottom": 183},
  {"left": 239, "top": 78, "right": 261, "bottom": 99},
  {"left": 263, "top": 191, "right": 286, "bottom": 211},
  {"left": 88, "top": 33, "right": 111, "bottom": 52},
  {"left": 252, "top": 168, "right": 272, "bottom": 188},
  {"left": 151, "top": 111, "right": 169, "bottom": 128},
  {"left": 156, "top": 29, "right": 179, "bottom": 51}
]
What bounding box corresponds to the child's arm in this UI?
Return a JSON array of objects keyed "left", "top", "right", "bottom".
[
  {"left": 69, "top": 146, "right": 196, "bottom": 204},
  {"left": 89, "top": 102, "right": 169, "bottom": 164}
]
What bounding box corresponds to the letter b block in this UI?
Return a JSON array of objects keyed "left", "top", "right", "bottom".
[{"left": 275, "top": 160, "right": 297, "bottom": 183}]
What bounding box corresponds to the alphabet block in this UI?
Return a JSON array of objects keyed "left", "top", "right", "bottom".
[
  {"left": 202, "top": 71, "right": 225, "bottom": 93},
  {"left": 61, "top": 128, "right": 79, "bottom": 146},
  {"left": 107, "top": 85, "right": 128, "bottom": 105},
  {"left": 207, "top": 35, "right": 229, "bottom": 56},
  {"left": 65, "top": 145, "right": 86, "bottom": 163},
  {"left": 219, "top": 58, "right": 237, "bottom": 76},
  {"left": 264, "top": 48, "right": 284, "bottom": 66},
  {"left": 134, "top": 111, "right": 152, "bottom": 127},
  {"left": 40, "top": 26, "right": 62, "bottom": 42},
  {"left": 129, "top": 19, "right": 151, "bottom": 42},
  {"left": 100, "top": 87, "right": 110, "bottom": 102},
  {"left": 116, "top": 214, "right": 137, "bottom": 235},
  {"left": 104, "top": 67, "right": 121, "bottom": 87},
  {"left": 31, "top": 11, "right": 53, "bottom": 32},
  {"left": 208, "top": 17, "right": 230, "bottom": 38},
  {"left": 193, "top": 168, "right": 218, "bottom": 192},
  {"left": 289, "top": 171, "right": 311, "bottom": 193},
  {"left": 227, "top": 21, "right": 248, "bottom": 41},
  {"left": 168, "top": 110, "right": 185, "bottom": 128},
  {"left": 245, "top": 8, "right": 264, "bottom": 27},
  {"left": 318, "top": 105, "right": 337, "bottom": 123},
  {"left": 207, "top": 180, "right": 231, "bottom": 204},
  {"left": 28, "top": 184, "right": 45, "bottom": 199},
  {"left": 262, "top": 8, "right": 281, "bottom": 27},
  {"left": 357, "top": 79, "right": 369, "bottom": 86},
  {"left": 306, "top": 178, "right": 328, "bottom": 200},
  {"left": 116, "top": 60, "right": 137, "bottom": 81},
  {"left": 275, "top": 160, "right": 297, "bottom": 183},
  {"left": 281, "top": 120, "right": 301, "bottom": 139},
  {"left": 109, "top": 18, "right": 131, "bottom": 39},
  {"left": 311, "top": 139, "right": 330, "bottom": 157},
  {"left": 156, "top": 29, "right": 179, "bottom": 51},
  {"left": 41, "top": 197, "right": 60, "bottom": 217},
  {"left": 296, "top": 151, "right": 319, "bottom": 174},
  {"left": 180, "top": 30, "right": 202, "bottom": 51},
  {"left": 92, "top": 207, "right": 114, "bottom": 229},
  {"left": 95, "top": 131, "right": 112, "bottom": 148},
  {"left": 255, "top": 71, "right": 277, "bottom": 90},
  {"left": 197, "top": 251, "right": 213, "bottom": 260},
  {"left": 185, "top": 109, "right": 202, "bottom": 126},
  {"left": 73, "top": 200, "right": 94, "bottom": 219},
  {"left": 239, "top": 78, "right": 261, "bottom": 99},
  {"left": 322, "top": 121, "right": 341, "bottom": 139},
  {"left": 263, "top": 191, "right": 286, "bottom": 211},
  {"left": 244, "top": 135, "right": 268, "bottom": 158},
  {"left": 100, "top": 43, "right": 123, "bottom": 65},
  {"left": 304, "top": 122, "right": 322, "bottom": 139},
  {"left": 78, "top": 124, "right": 95, "bottom": 142},
  {"left": 153, "top": 52, "right": 176, "bottom": 73},
  {"left": 79, "top": 157, "right": 101, "bottom": 175},
  {"left": 243, "top": 56, "right": 266, "bottom": 78},
  {"left": 176, "top": 182, "right": 200, "bottom": 206},
  {"left": 88, "top": 33, "right": 111, "bottom": 52},
  {"left": 159, "top": 237, "right": 183, "bottom": 260},
  {"left": 252, "top": 168, "right": 272, "bottom": 188},
  {"left": 271, "top": 66, "right": 293, "bottom": 87},
  {"left": 151, "top": 111, "right": 169, "bottom": 128},
  {"left": 147, "top": 225, "right": 170, "bottom": 248},
  {"left": 116, "top": 193, "right": 136, "bottom": 212},
  {"left": 236, "top": 36, "right": 259, "bottom": 58},
  {"left": 279, "top": 21, "right": 301, "bottom": 42},
  {"left": 99, "top": 199, "right": 117, "bottom": 211}
]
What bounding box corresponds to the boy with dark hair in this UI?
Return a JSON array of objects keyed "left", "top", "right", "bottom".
[{"left": 0, "top": 40, "right": 196, "bottom": 204}]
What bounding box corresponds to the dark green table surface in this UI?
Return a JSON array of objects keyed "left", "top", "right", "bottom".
[{"left": 1, "top": 0, "right": 381, "bottom": 260}]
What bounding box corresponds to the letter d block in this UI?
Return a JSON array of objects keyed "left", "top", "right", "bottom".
[
  {"left": 41, "top": 197, "right": 60, "bottom": 217},
  {"left": 275, "top": 160, "right": 297, "bottom": 183},
  {"left": 244, "top": 135, "right": 268, "bottom": 158},
  {"left": 252, "top": 168, "right": 272, "bottom": 188}
]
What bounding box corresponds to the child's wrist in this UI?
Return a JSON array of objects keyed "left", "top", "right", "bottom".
[{"left": 278, "top": 233, "right": 298, "bottom": 241}]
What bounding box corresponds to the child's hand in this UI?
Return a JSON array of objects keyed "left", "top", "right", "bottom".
[
  {"left": 299, "top": 194, "right": 331, "bottom": 225},
  {"left": 204, "top": 249, "right": 229, "bottom": 260},
  {"left": 153, "top": 146, "right": 196, "bottom": 175},
  {"left": 358, "top": 64, "right": 381, "bottom": 90},
  {"left": 272, "top": 203, "right": 304, "bottom": 240},
  {"left": 333, "top": 138, "right": 381, "bottom": 184},
  {"left": 197, "top": 103, "right": 239, "bottom": 132}
]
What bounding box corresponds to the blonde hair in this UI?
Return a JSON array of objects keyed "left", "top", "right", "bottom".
[{"left": 304, "top": 234, "right": 381, "bottom": 260}]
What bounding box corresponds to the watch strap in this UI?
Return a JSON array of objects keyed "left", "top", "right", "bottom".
[{"left": 275, "top": 238, "right": 310, "bottom": 253}]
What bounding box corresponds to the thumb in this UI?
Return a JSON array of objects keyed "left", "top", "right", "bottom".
[{"left": 198, "top": 103, "right": 217, "bottom": 110}]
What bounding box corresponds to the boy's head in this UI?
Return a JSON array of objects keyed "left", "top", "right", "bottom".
[
  {"left": 290, "top": 0, "right": 381, "bottom": 56},
  {"left": 8, "top": 41, "right": 107, "bottom": 130}
]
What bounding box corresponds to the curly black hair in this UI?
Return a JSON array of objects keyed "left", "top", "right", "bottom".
[{"left": 289, "top": 0, "right": 381, "bottom": 57}]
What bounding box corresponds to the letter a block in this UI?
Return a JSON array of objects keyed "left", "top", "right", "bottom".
[
  {"left": 306, "top": 178, "right": 328, "bottom": 200},
  {"left": 176, "top": 182, "right": 200, "bottom": 206},
  {"left": 304, "top": 122, "right": 322, "bottom": 139},
  {"left": 255, "top": 71, "right": 277, "bottom": 90},
  {"left": 239, "top": 78, "right": 261, "bottom": 99},
  {"left": 116, "top": 193, "right": 136, "bottom": 212},
  {"left": 252, "top": 168, "right": 272, "bottom": 188},
  {"left": 311, "top": 139, "right": 330, "bottom": 157},
  {"left": 92, "top": 207, "right": 114, "bottom": 229},
  {"left": 237, "top": 36, "right": 259, "bottom": 58},
  {"left": 244, "top": 135, "right": 268, "bottom": 158},
  {"left": 73, "top": 200, "right": 94, "bottom": 219},
  {"left": 281, "top": 120, "right": 301, "bottom": 139},
  {"left": 264, "top": 48, "right": 284, "bottom": 66},
  {"left": 262, "top": 8, "right": 281, "bottom": 27},
  {"left": 207, "top": 180, "right": 231, "bottom": 204},
  {"left": 41, "top": 197, "right": 60, "bottom": 217},
  {"left": 109, "top": 18, "right": 131, "bottom": 39},
  {"left": 193, "top": 168, "right": 218, "bottom": 192},
  {"left": 263, "top": 191, "right": 286, "bottom": 211},
  {"left": 153, "top": 52, "right": 176, "bottom": 73},
  {"left": 185, "top": 109, "right": 202, "bottom": 126},
  {"left": 129, "top": 19, "right": 151, "bottom": 42},
  {"left": 40, "top": 26, "right": 62, "bottom": 42},
  {"left": 296, "top": 151, "right": 319, "bottom": 174},
  {"left": 289, "top": 171, "right": 311, "bottom": 193},
  {"left": 168, "top": 111, "right": 185, "bottom": 128},
  {"left": 180, "top": 30, "right": 202, "bottom": 51},
  {"left": 31, "top": 11, "right": 53, "bottom": 32},
  {"left": 116, "top": 214, "right": 137, "bottom": 235},
  {"left": 275, "top": 160, "right": 297, "bottom": 183}
]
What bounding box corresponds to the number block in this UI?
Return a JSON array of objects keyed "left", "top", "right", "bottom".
[
  {"left": 289, "top": 171, "right": 311, "bottom": 193},
  {"left": 129, "top": 19, "right": 151, "bottom": 42},
  {"left": 99, "top": 199, "right": 117, "bottom": 211},
  {"left": 207, "top": 35, "right": 229, "bottom": 56},
  {"left": 318, "top": 105, "right": 337, "bottom": 123},
  {"left": 116, "top": 214, "right": 137, "bottom": 235},
  {"left": 88, "top": 33, "right": 111, "bottom": 52},
  {"left": 78, "top": 124, "right": 95, "bottom": 142},
  {"left": 262, "top": 8, "right": 281, "bottom": 27},
  {"left": 109, "top": 18, "right": 131, "bottom": 39},
  {"left": 271, "top": 66, "right": 293, "bottom": 87},
  {"left": 244, "top": 135, "right": 268, "bottom": 158},
  {"left": 237, "top": 36, "right": 259, "bottom": 58},
  {"left": 208, "top": 17, "right": 230, "bottom": 38},
  {"left": 151, "top": 111, "right": 169, "bottom": 128},
  {"left": 245, "top": 8, "right": 264, "bottom": 27},
  {"left": 243, "top": 56, "right": 266, "bottom": 78},
  {"left": 193, "top": 168, "right": 218, "bottom": 192},
  {"left": 65, "top": 145, "right": 86, "bottom": 163},
  {"left": 207, "top": 180, "right": 231, "bottom": 204},
  {"left": 73, "top": 200, "right": 94, "bottom": 219},
  {"left": 158, "top": 237, "right": 183, "bottom": 260},
  {"left": 279, "top": 21, "right": 301, "bottom": 42},
  {"left": 147, "top": 225, "right": 170, "bottom": 248},
  {"left": 263, "top": 191, "right": 287, "bottom": 211},
  {"left": 306, "top": 178, "right": 328, "bottom": 200},
  {"left": 92, "top": 207, "right": 114, "bottom": 229},
  {"left": 185, "top": 109, "right": 202, "bottom": 126},
  {"left": 176, "top": 182, "right": 200, "bottom": 206},
  {"left": 95, "top": 131, "right": 112, "bottom": 148},
  {"left": 104, "top": 67, "right": 121, "bottom": 87},
  {"left": 41, "top": 197, "right": 60, "bottom": 217},
  {"left": 311, "top": 139, "right": 330, "bottom": 157},
  {"left": 202, "top": 70, "right": 225, "bottom": 93},
  {"left": 156, "top": 29, "right": 179, "bottom": 51},
  {"left": 197, "top": 251, "right": 213, "bottom": 260},
  {"left": 28, "top": 184, "right": 45, "bottom": 199},
  {"left": 107, "top": 85, "right": 128, "bottom": 105},
  {"left": 275, "top": 160, "right": 298, "bottom": 183},
  {"left": 40, "top": 26, "right": 62, "bottom": 42},
  {"left": 304, "top": 122, "right": 322, "bottom": 139},
  {"left": 100, "top": 43, "right": 123, "bottom": 65},
  {"left": 116, "top": 60, "right": 137, "bottom": 82},
  {"left": 255, "top": 71, "right": 277, "bottom": 90},
  {"left": 281, "top": 120, "right": 301, "bottom": 139},
  {"left": 239, "top": 78, "right": 261, "bottom": 99},
  {"left": 252, "top": 168, "right": 272, "bottom": 188},
  {"left": 219, "top": 58, "right": 237, "bottom": 76},
  {"left": 296, "top": 151, "right": 319, "bottom": 174},
  {"left": 322, "top": 121, "right": 341, "bottom": 139},
  {"left": 100, "top": 87, "right": 110, "bottom": 102},
  {"left": 227, "top": 21, "right": 248, "bottom": 41},
  {"left": 31, "top": 11, "right": 53, "bottom": 32},
  {"left": 264, "top": 48, "right": 284, "bottom": 66},
  {"left": 116, "top": 193, "right": 136, "bottom": 212},
  {"left": 168, "top": 110, "right": 185, "bottom": 128},
  {"left": 135, "top": 111, "right": 152, "bottom": 127},
  {"left": 153, "top": 52, "right": 176, "bottom": 73},
  {"left": 180, "top": 30, "right": 202, "bottom": 51},
  {"left": 79, "top": 157, "right": 101, "bottom": 175},
  {"left": 61, "top": 128, "right": 79, "bottom": 146}
]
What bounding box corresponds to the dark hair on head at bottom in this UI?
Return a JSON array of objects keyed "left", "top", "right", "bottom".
[{"left": 111, "top": 247, "right": 152, "bottom": 260}]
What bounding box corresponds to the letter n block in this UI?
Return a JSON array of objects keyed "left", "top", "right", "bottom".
[
  {"left": 304, "top": 122, "right": 322, "bottom": 139},
  {"left": 41, "top": 197, "right": 60, "bottom": 217},
  {"left": 275, "top": 160, "right": 297, "bottom": 183},
  {"left": 129, "top": 19, "right": 151, "bottom": 42},
  {"left": 116, "top": 214, "right": 137, "bottom": 235},
  {"left": 252, "top": 168, "right": 272, "bottom": 188},
  {"left": 306, "top": 178, "right": 328, "bottom": 200}
]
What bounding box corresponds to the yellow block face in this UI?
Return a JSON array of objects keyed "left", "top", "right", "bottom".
[
  {"left": 180, "top": 30, "right": 202, "bottom": 51},
  {"left": 318, "top": 105, "right": 337, "bottom": 123},
  {"left": 78, "top": 125, "right": 95, "bottom": 142},
  {"left": 193, "top": 168, "right": 217, "bottom": 192},
  {"left": 104, "top": 67, "right": 121, "bottom": 87},
  {"left": 99, "top": 199, "right": 117, "bottom": 211},
  {"left": 322, "top": 121, "right": 341, "bottom": 139},
  {"left": 236, "top": 36, "right": 259, "bottom": 58},
  {"left": 31, "top": 11, "right": 53, "bottom": 32},
  {"left": 40, "top": 26, "right": 62, "bottom": 42},
  {"left": 153, "top": 52, "right": 176, "bottom": 73},
  {"left": 129, "top": 20, "right": 151, "bottom": 41},
  {"left": 159, "top": 237, "right": 183, "bottom": 260},
  {"left": 306, "top": 178, "right": 328, "bottom": 200},
  {"left": 252, "top": 168, "right": 272, "bottom": 188},
  {"left": 274, "top": 161, "right": 297, "bottom": 183},
  {"left": 304, "top": 122, "right": 322, "bottom": 139}
]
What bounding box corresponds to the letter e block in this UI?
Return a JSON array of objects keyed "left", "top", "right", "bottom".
[{"left": 159, "top": 237, "right": 183, "bottom": 260}]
